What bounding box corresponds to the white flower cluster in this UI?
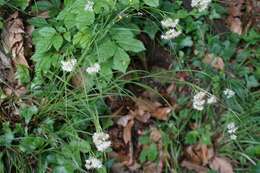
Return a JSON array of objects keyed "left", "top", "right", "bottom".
[
  {"left": 192, "top": 91, "right": 217, "bottom": 111},
  {"left": 227, "top": 122, "right": 238, "bottom": 140},
  {"left": 161, "top": 18, "right": 182, "bottom": 40},
  {"left": 191, "top": 0, "right": 211, "bottom": 12},
  {"left": 223, "top": 88, "right": 235, "bottom": 99},
  {"left": 92, "top": 132, "right": 111, "bottom": 152},
  {"left": 86, "top": 63, "right": 101, "bottom": 74},
  {"left": 61, "top": 59, "right": 77, "bottom": 72},
  {"left": 85, "top": 157, "right": 102, "bottom": 170},
  {"left": 84, "top": 1, "right": 94, "bottom": 11}
]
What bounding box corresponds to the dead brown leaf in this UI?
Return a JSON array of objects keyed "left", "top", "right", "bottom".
[
  {"left": 184, "top": 144, "right": 215, "bottom": 166},
  {"left": 203, "top": 54, "right": 224, "bottom": 70},
  {"left": 209, "top": 156, "right": 234, "bottom": 173},
  {"left": 150, "top": 127, "right": 162, "bottom": 143},
  {"left": 181, "top": 160, "right": 208, "bottom": 173},
  {"left": 123, "top": 120, "right": 134, "bottom": 144},
  {"left": 1, "top": 12, "right": 29, "bottom": 67},
  {"left": 152, "top": 107, "right": 171, "bottom": 120},
  {"left": 227, "top": 0, "right": 244, "bottom": 35},
  {"left": 143, "top": 162, "right": 160, "bottom": 173}
]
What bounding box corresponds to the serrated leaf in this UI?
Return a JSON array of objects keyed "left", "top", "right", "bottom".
[
  {"left": 143, "top": 0, "right": 159, "bottom": 7},
  {"left": 111, "top": 28, "right": 135, "bottom": 41},
  {"left": 116, "top": 38, "right": 145, "bottom": 53},
  {"left": 20, "top": 105, "right": 38, "bottom": 124},
  {"left": 19, "top": 136, "right": 45, "bottom": 153},
  {"left": 113, "top": 47, "right": 130, "bottom": 73},
  {"left": 52, "top": 34, "right": 63, "bottom": 50}
]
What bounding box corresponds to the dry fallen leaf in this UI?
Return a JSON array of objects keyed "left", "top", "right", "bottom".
[
  {"left": 203, "top": 53, "right": 225, "bottom": 70},
  {"left": 209, "top": 156, "right": 234, "bottom": 173},
  {"left": 152, "top": 107, "right": 171, "bottom": 120},
  {"left": 123, "top": 120, "right": 134, "bottom": 144},
  {"left": 227, "top": 0, "right": 244, "bottom": 35},
  {"left": 181, "top": 160, "right": 208, "bottom": 173},
  {"left": 150, "top": 127, "right": 162, "bottom": 143},
  {"left": 1, "top": 12, "right": 29, "bottom": 67},
  {"left": 184, "top": 144, "right": 215, "bottom": 166}
]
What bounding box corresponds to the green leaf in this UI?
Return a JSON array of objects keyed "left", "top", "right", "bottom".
[
  {"left": 111, "top": 28, "right": 135, "bottom": 41},
  {"left": 38, "top": 27, "right": 56, "bottom": 37},
  {"left": 20, "top": 105, "right": 38, "bottom": 124},
  {"left": 0, "top": 123, "right": 14, "bottom": 147},
  {"left": 143, "top": 0, "right": 159, "bottom": 7},
  {"left": 97, "top": 39, "right": 117, "bottom": 62},
  {"left": 116, "top": 38, "right": 145, "bottom": 53},
  {"left": 19, "top": 136, "right": 45, "bottom": 153},
  {"left": 75, "top": 11, "right": 95, "bottom": 29},
  {"left": 73, "top": 30, "right": 92, "bottom": 48},
  {"left": 28, "top": 17, "right": 48, "bottom": 28},
  {"left": 52, "top": 34, "right": 63, "bottom": 51},
  {"left": 64, "top": 32, "right": 71, "bottom": 42},
  {"left": 147, "top": 144, "right": 158, "bottom": 161},
  {"left": 53, "top": 165, "right": 74, "bottom": 173},
  {"left": 112, "top": 47, "right": 130, "bottom": 73},
  {"left": 10, "top": 0, "right": 29, "bottom": 10},
  {"left": 15, "top": 64, "right": 30, "bottom": 84}
]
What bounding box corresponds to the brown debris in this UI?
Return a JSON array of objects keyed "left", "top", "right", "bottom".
[
  {"left": 1, "top": 12, "right": 29, "bottom": 67},
  {"left": 209, "top": 156, "right": 234, "bottom": 173},
  {"left": 227, "top": 0, "right": 244, "bottom": 35},
  {"left": 203, "top": 53, "right": 225, "bottom": 70}
]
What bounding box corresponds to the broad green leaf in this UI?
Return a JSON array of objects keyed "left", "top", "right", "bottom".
[
  {"left": 19, "top": 136, "right": 45, "bottom": 153},
  {"left": 53, "top": 165, "right": 74, "bottom": 173},
  {"left": 0, "top": 123, "right": 14, "bottom": 147},
  {"left": 111, "top": 28, "right": 135, "bottom": 41},
  {"left": 38, "top": 27, "right": 56, "bottom": 37},
  {"left": 15, "top": 64, "right": 30, "bottom": 84},
  {"left": 147, "top": 144, "right": 158, "bottom": 161},
  {"left": 28, "top": 17, "right": 48, "bottom": 28},
  {"left": 52, "top": 34, "right": 63, "bottom": 50},
  {"left": 73, "top": 30, "right": 92, "bottom": 48},
  {"left": 0, "top": 0, "right": 5, "bottom": 5},
  {"left": 20, "top": 105, "right": 38, "bottom": 124},
  {"left": 11, "top": 0, "right": 29, "bottom": 10},
  {"left": 112, "top": 47, "right": 130, "bottom": 73},
  {"left": 75, "top": 12, "right": 95, "bottom": 29},
  {"left": 143, "top": 0, "right": 159, "bottom": 7},
  {"left": 97, "top": 39, "right": 117, "bottom": 62},
  {"left": 116, "top": 38, "right": 145, "bottom": 53}
]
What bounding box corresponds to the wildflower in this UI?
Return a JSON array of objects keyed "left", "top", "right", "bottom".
[
  {"left": 227, "top": 122, "right": 238, "bottom": 140},
  {"left": 230, "top": 134, "right": 237, "bottom": 140},
  {"left": 85, "top": 157, "right": 102, "bottom": 170},
  {"left": 61, "top": 59, "right": 77, "bottom": 72},
  {"left": 161, "top": 18, "right": 179, "bottom": 28},
  {"left": 92, "top": 132, "right": 111, "bottom": 152},
  {"left": 191, "top": 0, "right": 211, "bottom": 12},
  {"left": 84, "top": 1, "right": 94, "bottom": 11},
  {"left": 223, "top": 88, "right": 235, "bottom": 99},
  {"left": 161, "top": 28, "right": 182, "bottom": 40},
  {"left": 207, "top": 95, "right": 217, "bottom": 104},
  {"left": 227, "top": 122, "right": 238, "bottom": 134},
  {"left": 86, "top": 63, "right": 100, "bottom": 74},
  {"left": 192, "top": 91, "right": 207, "bottom": 111}
]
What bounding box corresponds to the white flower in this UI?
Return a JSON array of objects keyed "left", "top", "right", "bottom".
[
  {"left": 223, "top": 88, "right": 235, "bottom": 99},
  {"left": 227, "top": 122, "right": 238, "bottom": 134},
  {"left": 61, "top": 59, "right": 77, "bottom": 72},
  {"left": 230, "top": 134, "right": 237, "bottom": 140},
  {"left": 192, "top": 91, "right": 207, "bottom": 111},
  {"left": 161, "top": 18, "right": 179, "bottom": 28},
  {"left": 84, "top": 1, "right": 94, "bottom": 11},
  {"left": 207, "top": 95, "right": 217, "bottom": 104},
  {"left": 191, "top": 0, "right": 211, "bottom": 12},
  {"left": 161, "top": 28, "right": 182, "bottom": 40},
  {"left": 86, "top": 63, "right": 101, "bottom": 74},
  {"left": 85, "top": 157, "right": 102, "bottom": 170},
  {"left": 92, "top": 132, "right": 111, "bottom": 152}
]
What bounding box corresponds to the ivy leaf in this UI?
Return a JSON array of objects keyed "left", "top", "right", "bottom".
[
  {"left": 143, "top": 0, "right": 159, "bottom": 7},
  {"left": 113, "top": 47, "right": 130, "bottom": 73},
  {"left": 116, "top": 38, "right": 145, "bottom": 53},
  {"left": 52, "top": 34, "right": 63, "bottom": 51}
]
